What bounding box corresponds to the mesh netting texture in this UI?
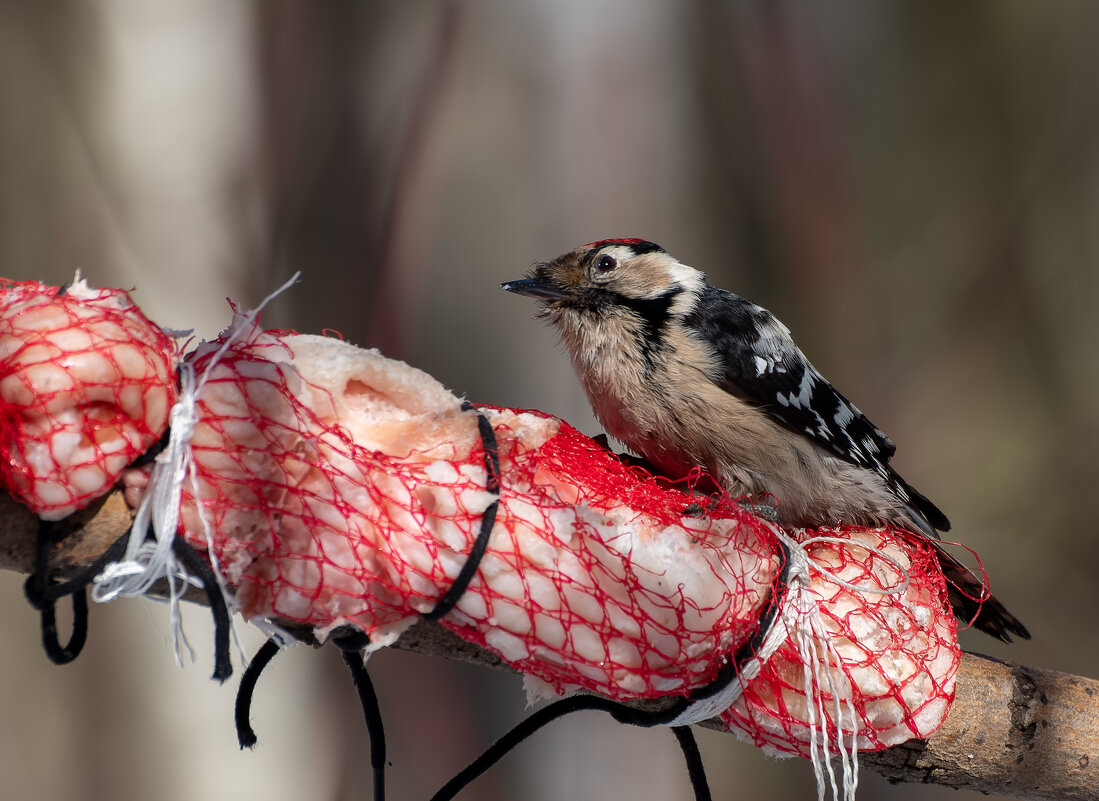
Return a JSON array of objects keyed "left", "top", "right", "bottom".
[
  {"left": 160, "top": 321, "right": 781, "bottom": 701},
  {"left": 2, "top": 277, "right": 963, "bottom": 772},
  {"left": 0, "top": 277, "right": 177, "bottom": 520},
  {"left": 720, "top": 527, "right": 959, "bottom": 757}
]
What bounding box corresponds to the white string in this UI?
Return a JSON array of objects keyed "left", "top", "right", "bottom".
[
  {"left": 794, "top": 596, "right": 860, "bottom": 801},
  {"left": 249, "top": 618, "right": 299, "bottom": 651},
  {"left": 663, "top": 610, "right": 789, "bottom": 726},
  {"left": 677, "top": 526, "right": 871, "bottom": 800},
  {"left": 665, "top": 555, "right": 794, "bottom": 726},
  {"left": 775, "top": 527, "right": 865, "bottom": 801},
  {"left": 91, "top": 273, "right": 301, "bottom": 669},
  {"left": 187, "top": 451, "right": 251, "bottom": 667},
  {"left": 796, "top": 534, "right": 911, "bottom": 597}
]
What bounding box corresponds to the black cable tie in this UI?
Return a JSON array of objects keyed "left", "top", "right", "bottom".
[
  {"left": 429, "top": 695, "right": 612, "bottom": 801},
  {"left": 735, "top": 534, "right": 792, "bottom": 666},
  {"left": 336, "top": 639, "right": 387, "bottom": 801},
  {"left": 684, "top": 533, "right": 793, "bottom": 708},
  {"left": 24, "top": 523, "right": 133, "bottom": 608},
  {"left": 428, "top": 531, "right": 796, "bottom": 800},
  {"left": 35, "top": 581, "right": 89, "bottom": 665},
  {"left": 171, "top": 535, "right": 233, "bottom": 682},
  {"left": 423, "top": 402, "right": 500, "bottom": 622},
  {"left": 330, "top": 627, "right": 370, "bottom": 651},
  {"left": 672, "top": 725, "right": 713, "bottom": 801},
  {"left": 429, "top": 692, "right": 695, "bottom": 801},
  {"left": 24, "top": 519, "right": 134, "bottom": 665},
  {"left": 426, "top": 644, "right": 748, "bottom": 800},
  {"left": 235, "top": 638, "right": 282, "bottom": 749}
]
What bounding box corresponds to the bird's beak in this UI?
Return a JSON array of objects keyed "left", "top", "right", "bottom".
[{"left": 500, "top": 277, "right": 567, "bottom": 301}]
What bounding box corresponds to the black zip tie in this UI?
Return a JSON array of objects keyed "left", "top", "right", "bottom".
[
  {"left": 334, "top": 633, "right": 387, "bottom": 801},
  {"left": 429, "top": 665, "right": 746, "bottom": 801},
  {"left": 23, "top": 519, "right": 133, "bottom": 665},
  {"left": 24, "top": 521, "right": 133, "bottom": 607},
  {"left": 427, "top": 663, "right": 736, "bottom": 801},
  {"left": 689, "top": 533, "right": 793, "bottom": 705},
  {"left": 422, "top": 401, "right": 500, "bottom": 622},
  {"left": 429, "top": 534, "right": 795, "bottom": 800},
  {"left": 34, "top": 577, "right": 88, "bottom": 665},
  {"left": 427, "top": 693, "right": 685, "bottom": 801},
  {"left": 235, "top": 638, "right": 282, "bottom": 749},
  {"left": 233, "top": 402, "right": 495, "bottom": 781},
  {"left": 171, "top": 534, "right": 233, "bottom": 682},
  {"left": 672, "top": 725, "right": 713, "bottom": 801},
  {"left": 734, "top": 534, "right": 791, "bottom": 661}
]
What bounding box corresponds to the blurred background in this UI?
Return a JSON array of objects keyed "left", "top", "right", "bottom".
[{"left": 1, "top": 2, "right": 1097, "bottom": 800}]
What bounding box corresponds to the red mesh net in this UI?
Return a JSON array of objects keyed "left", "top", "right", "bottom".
[
  {"left": 1, "top": 279, "right": 962, "bottom": 762},
  {"left": 0, "top": 277, "right": 177, "bottom": 520},
  {"left": 442, "top": 413, "right": 780, "bottom": 699},
  {"left": 168, "top": 321, "right": 781, "bottom": 700},
  {"left": 720, "top": 527, "right": 959, "bottom": 755}
]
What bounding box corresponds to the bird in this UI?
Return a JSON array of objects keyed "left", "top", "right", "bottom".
[{"left": 502, "top": 238, "right": 1029, "bottom": 642}]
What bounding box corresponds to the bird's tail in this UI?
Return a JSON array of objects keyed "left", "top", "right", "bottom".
[{"left": 932, "top": 543, "right": 1030, "bottom": 643}]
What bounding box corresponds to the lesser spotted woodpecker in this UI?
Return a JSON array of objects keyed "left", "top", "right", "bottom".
[{"left": 503, "top": 238, "right": 1028, "bottom": 642}]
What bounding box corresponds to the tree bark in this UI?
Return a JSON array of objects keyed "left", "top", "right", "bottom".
[{"left": 1, "top": 489, "right": 1095, "bottom": 800}]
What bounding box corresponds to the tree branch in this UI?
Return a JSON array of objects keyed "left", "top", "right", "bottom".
[{"left": 1, "top": 490, "right": 1095, "bottom": 800}]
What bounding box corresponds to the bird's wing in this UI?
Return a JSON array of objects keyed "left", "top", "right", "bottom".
[
  {"left": 685, "top": 286, "right": 899, "bottom": 472},
  {"left": 685, "top": 287, "right": 950, "bottom": 533}
]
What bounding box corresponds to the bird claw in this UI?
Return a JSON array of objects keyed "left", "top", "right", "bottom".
[{"left": 737, "top": 500, "right": 778, "bottom": 521}]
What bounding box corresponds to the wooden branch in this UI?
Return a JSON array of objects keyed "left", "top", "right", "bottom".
[
  {"left": 1, "top": 490, "right": 1095, "bottom": 800},
  {"left": 860, "top": 656, "right": 1097, "bottom": 800}
]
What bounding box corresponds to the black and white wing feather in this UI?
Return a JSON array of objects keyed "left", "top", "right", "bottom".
[{"left": 684, "top": 286, "right": 950, "bottom": 534}]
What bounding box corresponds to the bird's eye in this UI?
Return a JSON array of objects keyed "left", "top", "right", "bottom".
[{"left": 595, "top": 254, "right": 617, "bottom": 273}]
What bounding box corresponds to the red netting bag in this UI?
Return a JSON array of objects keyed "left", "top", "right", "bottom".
[
  {"left": 130, "top": 314, "right": 957, "bottom": 744},
  {"left": 0, "top": 276, "right": 177, "bottom": 520},
  {"left": 718, "top": 526, "right": 960, "bottom": 794},
  {"left": 721, "top": 527, "right": 959, "bottom": 751},
  {"left": 160, "top": 317, "right": 782, "bottom": 700}
]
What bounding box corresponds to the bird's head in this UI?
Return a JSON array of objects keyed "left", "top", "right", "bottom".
[{"left": 501, "top": 239, "right": 704, "bottom": 325}]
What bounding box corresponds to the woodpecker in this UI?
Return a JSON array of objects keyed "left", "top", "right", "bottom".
[{"left": 502, "top": 238, "right": 1028, "bottom": 642}]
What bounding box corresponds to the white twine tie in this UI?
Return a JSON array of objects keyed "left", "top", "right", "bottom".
[{"left": 91, "top": 273, "right": 301, "bottom": 668}]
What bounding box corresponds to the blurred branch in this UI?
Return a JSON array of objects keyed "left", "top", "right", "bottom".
[{"left": 1, "top": 489, "right": 1095, "bottom": 800}]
